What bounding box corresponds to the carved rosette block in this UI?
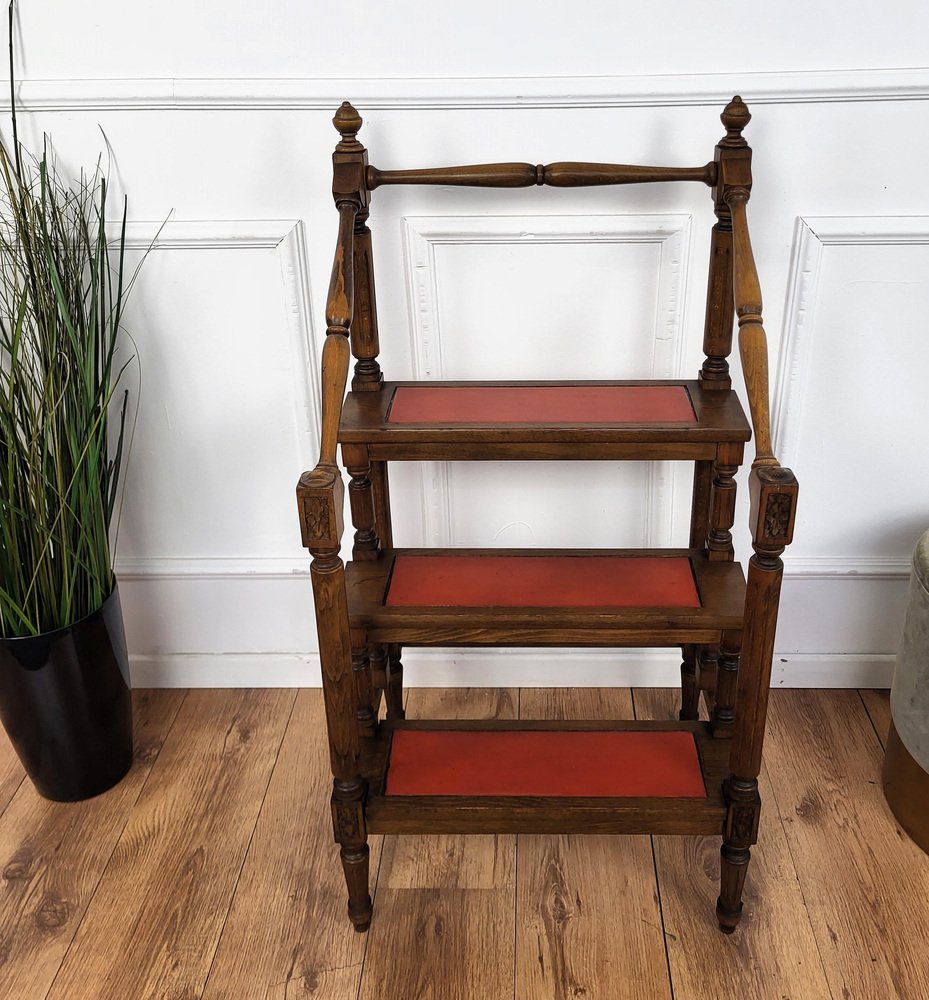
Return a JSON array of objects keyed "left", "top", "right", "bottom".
[
  {"left": 332, "top": 780, "right": 366, "bottom": 843},
  {"left": 723, "top": 777, "right": 762, "bottom": 846},
  {"left": 749, "top": 465, "right": 799, "bottom": 550},
  {"left": 297, "top": 467, "right": 345, "bottom": 550}
]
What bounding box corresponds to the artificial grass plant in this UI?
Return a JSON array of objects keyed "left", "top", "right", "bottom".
[{"left": 0, "top": 1, "right": 141, "bottom": 638}]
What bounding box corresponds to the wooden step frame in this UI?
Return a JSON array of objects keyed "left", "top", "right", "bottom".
[
  {"left": 339, "top": 379, "right": 751, "bottom": 460},
  {"left": 296, "top": 96, "right": 800, "bottom": 936},
  {"left": 345, "top": 547, "right": 746, "bottom": 646},
  {"left": 361, "top": 720, "right": 729, "bottom": 835}
]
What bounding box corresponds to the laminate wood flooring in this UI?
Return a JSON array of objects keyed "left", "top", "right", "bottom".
[{"left": 0, "top": 687, "right": 924, "bottom": 999}]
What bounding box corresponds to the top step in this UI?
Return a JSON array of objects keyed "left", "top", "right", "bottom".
[{"left": 340, "top": 380, "right": 751, "bottom": 460}]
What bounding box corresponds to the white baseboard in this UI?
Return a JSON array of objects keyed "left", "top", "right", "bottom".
[
  {"left": 128, "top": 650, "right": 895, "bottom": 690},
  {"left": 769, "top": 654, "right": 895, "bottom": 689},
  {"left": 129, "top": 653, "right": 319, "bottom": 689}
]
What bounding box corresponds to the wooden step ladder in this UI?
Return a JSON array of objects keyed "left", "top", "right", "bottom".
[{"left": 297, "top": 96, "right": 799, "bottom": 935}]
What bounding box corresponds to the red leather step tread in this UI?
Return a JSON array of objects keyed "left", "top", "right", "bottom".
[
  {"left": 387, "top": 385, "right": 696, "bottom": 424},
  {"left": 386, "top": 554, "right": 700, "bottom": 608},
  {"left": 386, "top": 730, "right": 707, "bottom": 797}
]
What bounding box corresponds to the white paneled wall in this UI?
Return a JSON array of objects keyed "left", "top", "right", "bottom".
[{"left": 7, "top": 2, "right": 929, "bottom": 686}]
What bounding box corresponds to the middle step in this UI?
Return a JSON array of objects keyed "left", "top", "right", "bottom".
[{"left": 345, "top": 548, "right": 745, "bottom": 646}]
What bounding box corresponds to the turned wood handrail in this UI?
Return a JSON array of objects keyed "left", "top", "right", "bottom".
[
  {"left": 367, "top": 161, "right": 716, "bottom": 190},
  {"left": 545, "top": 161, "right": 716, "bottom": 187},
  {"left": 326, "top": 202, "right": 358, "bottom": 336},
  {"left": 316, "top": 202, "right": 358, "bottom": 470},
  {"left": 727, "top": 188, "right": 777, "bottom": 470},
  {"left": 315, "top": 335, "right": 351, "bottom": 473}
]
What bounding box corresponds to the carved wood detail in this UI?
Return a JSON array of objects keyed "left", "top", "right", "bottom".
[
  {"left": 298, "top": 96, "right": 799, "bottom": 940},
  {"left": 305, "top": 497, "right": 330, "bottom": 541},
  {"left": 368, "top": 160, "right": 715, "bottom": 189},
  {"left": 764, "top": 493, "right": 794, "bottom": 540}
]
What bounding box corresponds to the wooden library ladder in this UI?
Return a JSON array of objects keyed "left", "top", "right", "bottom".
[{"left": 297, "top": 96, "right": 799, "bottom": 935}]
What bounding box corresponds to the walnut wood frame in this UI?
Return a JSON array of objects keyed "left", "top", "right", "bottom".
[{"left": 296, "top": 97, "right": 799, "bottom": 935}]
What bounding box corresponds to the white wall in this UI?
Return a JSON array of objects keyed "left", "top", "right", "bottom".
[{"left": 7, "top": 2, "right": 929, "bottom": 687}]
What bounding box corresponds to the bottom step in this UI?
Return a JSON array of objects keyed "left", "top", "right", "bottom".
[
  {"left": 387, "top": 729, "right": 707, "bottom": 797},
  {"left": 362, "top": 720, "right": 729, "bottom": 835}
]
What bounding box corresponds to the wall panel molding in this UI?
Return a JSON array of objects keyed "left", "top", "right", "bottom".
[
  {"left": 123, "top": 219, "right": 299, "bottom": 249},
  {"left": 401, "top": 213, "right": 691, "bottom": 547},
  {"left": 113, "top": 219, "right": 319, "bottom": 579},
  {"left": 772, "top": 214, "right": 929, "bottom": 579},
  {"left": 6, "top": 68, "right": 929, "bottom": 112},
  {"left": 774, "top": 214, "right": 929, "bottom": 467}
]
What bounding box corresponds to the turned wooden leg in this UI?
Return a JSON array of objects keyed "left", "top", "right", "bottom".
[
  {"left": 717, "top": 466, "right": 799, "bottom": 933},
  {"left": 717, "top": 776, "right": 761, "bottom": 932},
  {"left": 683, "top": 643, "right": 725, "bottom": 722},
  {"left": 386, "top": 643, "right": 405, "bottom": 720},
  {"left": 299, "top": 460, "right": 375, "bottom": 933},
  {"left": 351, "top": 636, "right": 376, "bottom": 740},
  {"left": 698, "top": 644, "right": 719, "bottom": 720},
  {"left": 368, "top": 643, "right": 388, "bottom": 701},
  {"left": 679, "top": 644, "right": 699, "bottom": 721},
  {"left": 370, "top": 460, "right": 393, "bottom": 550},
  {"left": 689, "top": 459, "right": 714, "bottom": 552},
  {"left": 699, "top": 219, "right": 735, "bottom": 389},
  {"left": 711, "top": 630, "right": 741, "bottom": 737},
  {"left": 707, "top": 442, "right": 742, "bottom": 561},
  {"left": 349, "top": 214, "right": 385, "bottom": 394},
  {"left": 343, "top": 444, "right": 380, "bottom": 562},
  {"left": 332, "top": 777, "right": 372, "bottom": 932}
]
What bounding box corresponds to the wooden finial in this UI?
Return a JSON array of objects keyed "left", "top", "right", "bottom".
[
  {"left": 720, "top": 96, "right": 751, "bottom": 147},
  {"left": 333, "top": 101, "right": 363, "bottom": 151}
]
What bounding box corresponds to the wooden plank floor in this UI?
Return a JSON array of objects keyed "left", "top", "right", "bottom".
[{"left": 0, "top": 687, "right": 926, "bottom": 999}]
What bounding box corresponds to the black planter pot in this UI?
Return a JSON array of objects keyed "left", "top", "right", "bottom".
[{"left": 0, "top": 583, "right": 133, "bottom": 801}]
